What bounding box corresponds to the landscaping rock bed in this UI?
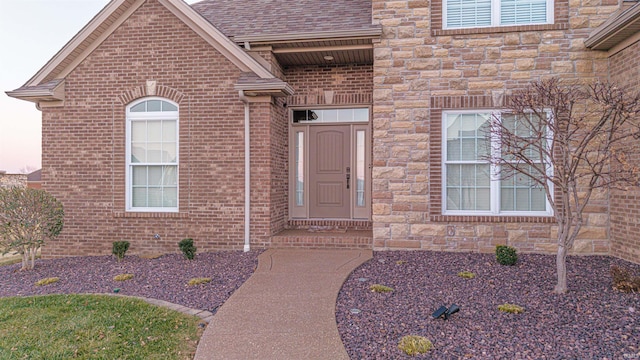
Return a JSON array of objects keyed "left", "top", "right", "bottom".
[
  {"left": 0, "top": 251, "right": 260, "bottom": 313},
  {"left": 337, "top": 251, "right": 640, "bottom": 359}
]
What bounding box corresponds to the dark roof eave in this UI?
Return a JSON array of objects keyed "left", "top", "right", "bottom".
[{"left": 585, "top": 2, "right": 640, "bottom": 50}]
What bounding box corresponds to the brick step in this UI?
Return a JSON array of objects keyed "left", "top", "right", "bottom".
[
  {"left": 286, "top": 219, "right": 372, "bottom": 231},
  {"left": 271, "top": 229, "right": 373, "bottom": 249}
]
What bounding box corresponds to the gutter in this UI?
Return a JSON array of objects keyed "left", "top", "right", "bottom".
[
  {"left": 238, "top": 90, "right": 251, "bottom": 252},
  {"left": 235, "top": 82, "right": 295, "bottom": 96},
  {"left": 585, "top": 1, "right": 640, "bottom": 50},
  {"left": 233, "top": 28, "right": 382, "bottom": 44}
]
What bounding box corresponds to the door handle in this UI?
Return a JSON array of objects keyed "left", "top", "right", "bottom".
[{"left": 346, "top": 167, "right": 350, "bottom": 189}]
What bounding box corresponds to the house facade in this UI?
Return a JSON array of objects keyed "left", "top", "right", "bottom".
[{"left": 7, "top": 0, "right": 640, "bottom": 262}]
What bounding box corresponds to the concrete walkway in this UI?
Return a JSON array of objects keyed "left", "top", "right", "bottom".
[{"left": 194, "top": 248, "right": 372, "bottom": 360}]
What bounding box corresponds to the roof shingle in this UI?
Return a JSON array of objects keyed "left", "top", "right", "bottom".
[{"left": 191, "top": 0, "right": 376, "bottom": 39}]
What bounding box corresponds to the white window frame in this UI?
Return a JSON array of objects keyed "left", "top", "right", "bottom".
[
  {"left": 125, "top": 97, "right": 179, "bottom": 212},
  {"left": 443, "top": 0, "right": 554, "bottom": 30},
  {"left": 442, "top": 110, "right": 553, "bottom": 216}
]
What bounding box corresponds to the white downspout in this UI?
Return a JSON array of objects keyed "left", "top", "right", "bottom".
[{"left": 239, "top": 90, "right": 251, "bottom": 252}]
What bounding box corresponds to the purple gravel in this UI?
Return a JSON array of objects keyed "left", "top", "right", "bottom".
[
  {"left": 337, "top": 251, "right": 640, "bottom": 359},
  {"left": 0, "top": 251, "right": 260, "bottom": 313}
]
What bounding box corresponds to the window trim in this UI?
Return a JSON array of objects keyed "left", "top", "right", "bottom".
[
  {"left": 442, "top": 0, "right": 554, "bottom": 30},
  {"left": 125, "top": 97, "right": 179, "bottom": 213},
  {"left": 441, "top": 109, "right": 553, "bottom": 216}
]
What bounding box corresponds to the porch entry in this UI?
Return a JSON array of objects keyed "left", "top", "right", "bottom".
[{"left": 290, "top": 108, "right": 371, "bottom": 220}]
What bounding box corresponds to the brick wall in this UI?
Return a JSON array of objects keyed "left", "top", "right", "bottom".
[
  {"left": 609, "top": 39, "right": 640, "bottom": 263},
  {"left": 269, "top": 97, "right": 289, "bottom": 238},
  {"left": 285, "top": 64, "right": 374, "bottom": 107},
  {"left": 40, "top": 0, "right": 277, "bottom": 257},
  {"left": 371, "top": 0, "right": 618, "bottom": 254}
]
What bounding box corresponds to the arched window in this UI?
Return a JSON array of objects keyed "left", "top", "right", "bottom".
[{"left": 126, "top": 98, "right": 179, "bottom": 211}]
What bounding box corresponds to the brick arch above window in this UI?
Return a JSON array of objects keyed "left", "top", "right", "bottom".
[{"left": 118, "top": 82, "right": 186, "bottom": 105}]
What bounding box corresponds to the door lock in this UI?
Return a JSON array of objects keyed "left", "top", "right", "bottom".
[{"left": 346, "top": 167, "right": 350, "bottom": 189}]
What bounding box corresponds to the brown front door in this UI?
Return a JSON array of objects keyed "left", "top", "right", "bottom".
[{"left": 309, "top": 125, "right": 351, "bottom": 218}]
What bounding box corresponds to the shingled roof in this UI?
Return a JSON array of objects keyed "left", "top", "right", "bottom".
[{"left": 191, "top": 0, "right": 376, "bottom": 39}]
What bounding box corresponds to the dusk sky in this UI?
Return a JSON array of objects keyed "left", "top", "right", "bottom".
[{"left": 0, "top": 0, "right": 198, "bottom": 173}]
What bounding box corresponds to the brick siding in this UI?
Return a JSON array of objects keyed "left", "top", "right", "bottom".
[
  {"left": 285, "top": 64, "right": 374, "bottom": 107},
  {"left": 609, "top": 39, "right": 640, "bottom": 263},
  {"left": 40, "top": 0, "right": 277, "bottom": 257}
]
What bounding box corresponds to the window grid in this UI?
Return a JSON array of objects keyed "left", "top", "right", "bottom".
[
  {"left": 126, "top": 98, "right": 179, "bottom": 212},
  {"left": 443, "top": 111, "right": 551, "bottom": 216}
]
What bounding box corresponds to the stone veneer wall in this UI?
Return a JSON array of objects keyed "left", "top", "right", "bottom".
[
  {"left": 0, "top": 174, "right": 27, "bottom": 188},
  {"left": 371, "top": 0, "right": 619, "bottom": 254},
  {"left": 609, "top": 38, "right": 640, "bottom": 264}
]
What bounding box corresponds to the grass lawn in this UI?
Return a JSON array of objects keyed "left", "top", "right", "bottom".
[{"left": 0, "top": 294, "right": 202, "bottom": 359}]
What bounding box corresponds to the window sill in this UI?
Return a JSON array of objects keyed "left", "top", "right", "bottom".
[
  {"left": 430, "top": 214, "right": 555, "bottom": 223},
  {"left": 114, "top": 212, "right": 189, "bottom": 219},
  {"left": 432, "top": 23, "right": 568, "bottom": 37}
]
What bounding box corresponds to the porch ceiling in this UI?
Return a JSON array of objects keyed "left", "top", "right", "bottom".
[
  {"left": 238, "top": 33, "right": 379, "bottom": 66},
  {"left": 274, "top": 48, "right": 373, "bottom": 67}
]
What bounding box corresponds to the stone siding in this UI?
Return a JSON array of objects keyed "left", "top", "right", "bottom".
[{"left": 371, "top": 0, "right": 618, "bottom": 253}]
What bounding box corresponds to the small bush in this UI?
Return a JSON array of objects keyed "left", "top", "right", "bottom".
[
  {"left": 35, "top": 277, "right": 59, "bottom": 286},
  {"left": 458, "top": 271, "right": 476, "bottom": 279},
  {"left": 188, "top": 277, "right": 211, "bottom": 286},
  {"left": 398, "top": 335, "right": 433, "bottom": 356},
  {"left": 496, "top": 245, "right": 518, "bottom": 266},
  {"left": 498, "top": 303, "right": 524, "bottom": 314},
  {"left": 396, "top": 260, "right": 407, "bottom": 265},
  {"left": 112, "top": 241, "right": 130, "bottom": 262},
  {"left": 113, "top": 273, "right": 134, "bottom": 282},
  {"left": 178, "top": 238, "right": 197, "bottom": 261},
  {"left": 370, "top": 284, "right": 394, "bottom": 293},
  {"left": 611, "top": 265, "right": 640, "bottom": 293}
]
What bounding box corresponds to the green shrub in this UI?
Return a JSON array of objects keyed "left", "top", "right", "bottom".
[
  {"left": 35, "top": 277, "right": 59, "bottom": 286},
  {"left": 496, "top": 245, "right": 518, "bottom": 265},
  {"left": 113, "top": 273, "right": 134, "bottom": 281},
  {"left": 112, "top": 241, "right": 130, "bottom": 262},
  {"left": 611, "top": 265, "right": 640, "bottom": 293},
  {"left": 458, "top": 271, "right": 476, "bottom": 279},
  {"left": 369, "top": 284, "right": 394, "bottom": 293},
  {"left": 178, "top": 238, "right": 197, "bottom": 260},
  {"left": 498, "top": 303, "right": 525, "bottom": 314},
  {"left": 188, "top": 277, "right": 211, "bottom": 286},
  {"left": 398, "top": 335, "right": 433, "bottom": 356}
]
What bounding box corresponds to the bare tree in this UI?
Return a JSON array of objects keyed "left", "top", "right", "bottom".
[
  {"left": 18, "top": 166, "right": 38, "bottom": 175},
  {"left": 489, "top": 77, "right": 640, "bottom": 293},
  {"left": 0, "top": 187, "right": 64, "bottom": 270}
]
